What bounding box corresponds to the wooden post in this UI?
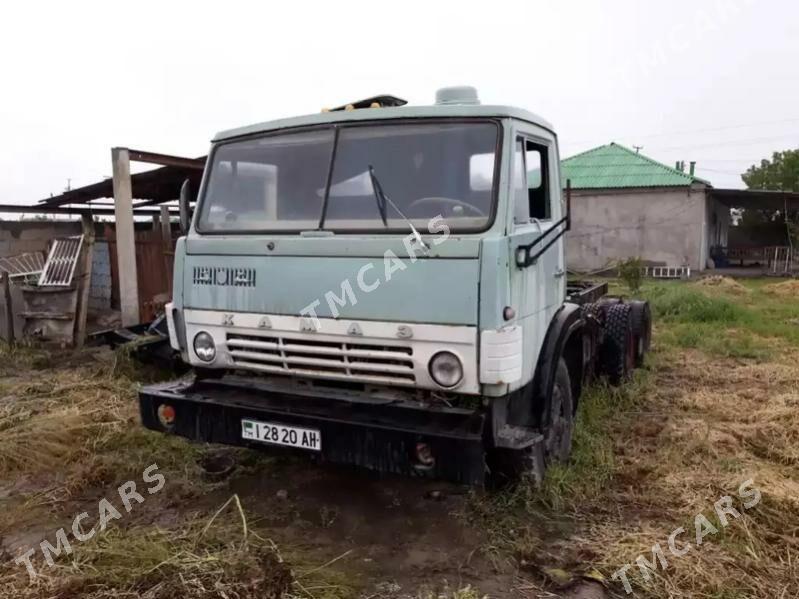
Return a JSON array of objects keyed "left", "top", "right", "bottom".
[
  {"left": 160, "top": 205, "right": 171, "bottom": 243},
  {"left": 151, "top": 212, "right": 160, "bottom": 232},
  {"left": 160, "top": 205, "right": 174, "bottom": 291},
  {"left": 111, "top": 147, "right": 140, "bottom": 326},
  {"left": 73, "top": 215, "right": 95, "bottom": 347},
  {"left": 2, "top": 273, "right": 13, "bottom": 345}
]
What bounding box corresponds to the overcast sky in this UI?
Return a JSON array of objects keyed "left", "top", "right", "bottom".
[{"left": 1, "top": 0, "right": 797, "bottom": 205}]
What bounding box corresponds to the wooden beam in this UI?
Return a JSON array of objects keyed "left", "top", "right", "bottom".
[
  {"left": 127, "top": 149, "right": 206, "bottom": 170},
  {"left": 73, "top": 215, "right": 95, "bottom": 347},
  {"left": 0, "top": 203, "right": 177, "bottom": 216},
  {"left": 111, "top": 147, "right": 140, "bottom": 327},
  {"left": 160, "top": 206, "right": 172, "bottom": 243},
  {"left": 2, "top": 273, "right": 13, "bottom": 345}
]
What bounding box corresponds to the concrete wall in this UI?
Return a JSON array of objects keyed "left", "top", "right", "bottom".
[
  {"left": 0, "top": 220, "right": 115, "bottom": 340},
  {"left": 0, "top": 220, "right": 82, "bottom": 256},
  {"left": 0, "top": 221, "right": 82, "bottom": 340},
  {"left": 565, "top": 186, "right": 709, "bottom": 272}
]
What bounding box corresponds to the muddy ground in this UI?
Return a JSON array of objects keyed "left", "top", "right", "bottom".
[{"left": 0, "top": 278, "right": 797, "bottom": 598}]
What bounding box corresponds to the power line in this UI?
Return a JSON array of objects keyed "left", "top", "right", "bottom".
[
  {"left": 696, "top": 167, "right": 746, "bottom": 175},
  {"left": 566, "top": 116, "right": 799, "bottom": 147},
  {"left": 695, "top": 158, "right": 765, "bottom": 163},
  {"left": 643, "top": 133, "right": 799, "bottom": 152}
]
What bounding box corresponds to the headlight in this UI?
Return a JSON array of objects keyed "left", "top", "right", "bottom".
[
  {"left": 193, "top": 332, "right": 216, "bottom": 362},
  {"left": 429, "top": 351, "right": 463, "bottom": 388}
]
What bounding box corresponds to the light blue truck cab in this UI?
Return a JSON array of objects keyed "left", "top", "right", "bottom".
[{"left": 140, "top": 87, "right": 650, "bottom": 486}]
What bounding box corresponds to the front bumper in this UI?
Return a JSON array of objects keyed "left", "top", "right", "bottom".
[{"left": 139, "top": 376, "right": 488, "bottom": 485}]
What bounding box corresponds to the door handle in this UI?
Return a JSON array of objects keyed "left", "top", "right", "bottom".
[{"left": 553, "top": 268, "right": 566, "bottom": 278}]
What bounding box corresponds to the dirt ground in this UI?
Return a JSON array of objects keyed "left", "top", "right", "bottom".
[{"left": 0, "top": 277, "right": 797, "bottom": 598}]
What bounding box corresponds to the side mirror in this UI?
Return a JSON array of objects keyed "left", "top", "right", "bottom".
[
  {"left": 179, "top": 179, "right": 192, "bottom": 234},
  {"left": 565, "top": 178, "right": 572, "bottom": 231}
]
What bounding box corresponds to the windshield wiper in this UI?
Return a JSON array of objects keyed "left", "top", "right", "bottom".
[
  {"left": 368, "top": 165, "right": 430, "bottom": 252},
  {"left": 368, "top": 165, "right": 389, "bottom": 226}
]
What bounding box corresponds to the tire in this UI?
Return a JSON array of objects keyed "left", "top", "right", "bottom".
[
  {"left": 486, "top": 358, "right": 574, "bottom": 488},
  {"left": 600, "top": 303, "right": 634, "bottom": 385},
  {"left": 629, "top": 301, "right": 652, "bottom": 368},
  {"left": 543, "top": 358, "right": 575, "bottom": 464}
]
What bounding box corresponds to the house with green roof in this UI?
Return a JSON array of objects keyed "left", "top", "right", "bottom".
[{"left": 560, "top": 143, "right": 730, "bottom": 273}]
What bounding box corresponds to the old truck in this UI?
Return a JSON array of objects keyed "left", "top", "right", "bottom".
[{"left": 139, "top": 87, "right": 651, "bottom": 486}]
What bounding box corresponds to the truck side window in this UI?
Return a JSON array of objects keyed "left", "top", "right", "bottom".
[
  {"left": 513, "top": 139, "right": 529, "bottom": 224},
  {"left": 525, "top": 141, "right": 551, "bottom": 220}
]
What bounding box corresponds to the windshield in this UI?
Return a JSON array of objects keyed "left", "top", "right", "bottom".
[{"left": 197, "top": 121, "right": 498, "bottom": 233}]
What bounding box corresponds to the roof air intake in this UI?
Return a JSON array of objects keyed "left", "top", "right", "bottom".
[{"left": 435, "top": 86, "right": 480, "bottom": 106}]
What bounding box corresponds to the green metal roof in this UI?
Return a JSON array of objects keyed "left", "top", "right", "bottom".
[{"left": 561, "top": 143, "right": 710, "bottom": 189}]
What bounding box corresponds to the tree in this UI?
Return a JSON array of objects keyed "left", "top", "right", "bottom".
[
  {"left": 740, "top": 149, "right": 799, "bottom": 249},
  {"left": 742, "top": 149, "right": 799, "bottom": 191}
]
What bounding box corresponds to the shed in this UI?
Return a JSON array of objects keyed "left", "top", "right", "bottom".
[{"left": 561, "top": 143, "right": 727, "bottom": 273}]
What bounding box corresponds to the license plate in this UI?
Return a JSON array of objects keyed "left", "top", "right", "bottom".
[{"left": 241, "top": 419, "right": 321, "bottom": 451}]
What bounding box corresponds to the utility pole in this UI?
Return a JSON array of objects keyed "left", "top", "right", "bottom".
[{"left": 633, "top": 145, "right": 643, "bottom": 154}]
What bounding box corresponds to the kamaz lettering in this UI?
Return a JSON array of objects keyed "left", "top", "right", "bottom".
[{"left": 192, "top": 266, "right": 256, "bottom": 287}]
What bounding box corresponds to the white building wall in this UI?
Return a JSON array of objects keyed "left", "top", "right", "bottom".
[{"left": 565, "top": 186, "right": 709, "bottom": 273}]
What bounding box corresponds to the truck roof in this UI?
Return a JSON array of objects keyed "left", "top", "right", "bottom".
[{"left": 213, "top": 102, "right": 556, "bottom": 142}]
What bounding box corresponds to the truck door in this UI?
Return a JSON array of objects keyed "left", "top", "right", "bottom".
[{"left": 508, "top": 131, "right": 565, "bottom": 388}]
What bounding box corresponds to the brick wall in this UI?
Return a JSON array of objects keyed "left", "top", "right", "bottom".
[{"left": 89, "top": 240, "right": 112, "bottom": 311}]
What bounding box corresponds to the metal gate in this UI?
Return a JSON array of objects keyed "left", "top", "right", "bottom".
[{"left": 106, "top": 225, "right": 175, "bottom": 323}]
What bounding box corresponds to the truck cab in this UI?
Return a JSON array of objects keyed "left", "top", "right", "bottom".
[{"left": 142, "top": 87, "right": 647, "bottom": 486}]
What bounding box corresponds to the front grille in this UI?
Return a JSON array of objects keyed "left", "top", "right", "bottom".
[{"left": 226, "top": 333, "right": 416, "bottom": 386}]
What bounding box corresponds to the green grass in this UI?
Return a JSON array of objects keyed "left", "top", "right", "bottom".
[
  {"left": 631, "top": 279, "right": 799, "bottom": 358},
  {"left": 467, "top": 369, "right": 653, "bottom": 571},
  {"left": 644, "top": 283, "right": 750, "bottom": 324},
  {"left": 540, "top": 377, "right": 644, "bottom": 510}
]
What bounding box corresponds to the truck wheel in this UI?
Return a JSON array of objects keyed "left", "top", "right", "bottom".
[
  {"left": 543, "top": 358, "right": 575, "bottom": 464},
  {"left": 629, "top": 300, "right": 652, "bottom": 367},
  {"left": 486, "top": 360, "right": 574, "bottom": 488},
  {"left": 600, "top": 303, "right": 634, "bottom": 385}
]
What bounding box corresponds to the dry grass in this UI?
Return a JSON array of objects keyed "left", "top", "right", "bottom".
[
  {"left": 694, "top": 275, "right": 752, "bottom": 295},
  {"left": 763, "top": 279, "right": 799, "bottom": 297},
  {"left": 0, "top": 494, "right": 360, "bottom": 599},
  {"left": 3, "top": 277, "right": 798, "bottom": 599},
  {"left": 0, "top": 378, "right": 133, "bottom": 475},
  {"left": 578, "top": 280, "right": 799, "bottom": 597},
  {"left": 470, "top": 278, "right": 799, "bottom": 598},
  {"left": 586, "top": 344, "right": 799, "bottom": 597},
  {"left": 0, "top": 345, "right": 362, "bottom": 599}
]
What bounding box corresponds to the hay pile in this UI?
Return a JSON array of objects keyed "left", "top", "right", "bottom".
[
  {"left": 764, "top": 279, "right": 799, "bottom": 297},
  {"left": 0, "top": 351, "right": 137, "bottom": 475},
  {"left": 694, "top": 275, "right": 751, "bottom": 295}
]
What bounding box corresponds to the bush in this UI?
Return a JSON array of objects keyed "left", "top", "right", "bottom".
[{"left": 617, "top": 257, "right": 644, "bottom": 293}]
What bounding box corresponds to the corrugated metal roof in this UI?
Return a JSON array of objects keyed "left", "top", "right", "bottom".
[{"left": 561, "top": 143, "right": 711, "bottom": 189}]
